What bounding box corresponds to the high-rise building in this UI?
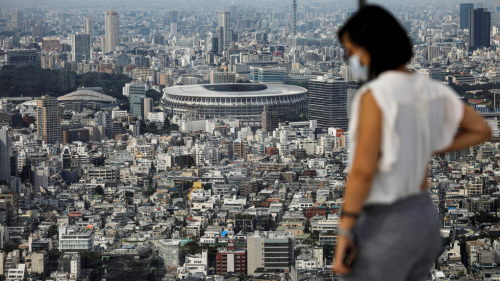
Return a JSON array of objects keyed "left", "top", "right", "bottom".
[
  {"left": 340, "top": 65, "right": 355, "bottom": 82},
  {"left": 142, "top": 98, "right": 153, "bottom": 120},
  {"left": 71, "top": 34, "right": 91, "bottom": 63},
  {"left": 427, "top": 45, "right": 441, "bottom": 60},
  {"left": 246, "top": 231, "right": 294, "bottom": 275},
  {"left": 468, "top": 8, "right": 491, "bottom": 51},
  {"left": 128, "top": 83, "right": 147, "bottom": 118},
  {"left": 0, "top": 130, "right": 12, "bottom": 182},
  {"left": 210, "top": 71, "right": 236, "bottom": 84},
  {"left": 170, "top": 23, "right": 177, "bottom": 34},
  {"left": 158, "top": 239, "right": 180, "bottom": 270},
  {"left": 169, "top": 10, "right": 178, "bottom": 24},
  {"left": 218, "top": 12, "right": 231, "bottom": 49},
  {"left": 495, "top": 0, "right": 500, "bottom": 24},
  {"left": 216, "top": 240, "right": 246, "bottom": 276},
  {"left": 6, "top": 50, "right": 40, "bottom": 67},
  {"left": 36, "top": 95, "right": 62, "bottom": 144},
  {"left": 308, "top": 76, "right": 348, "bottom": 130},
  {"left": 104, "top": 10, "right": 119, "bottom": 53},
  {"left": 460, "top": 3, "right": 474, "bottom": 29},
  {"left": 250, "top": 67, "right": 287, "bottom": 83},
  {"left": 262, "top": 106, "right": 285, "bottom": 133},
  {"left": 216, "top": 27, "right": 224, "bottom": 52},
  {"left": 12, "top": 10, "right": 23, "bottom": 31},
  {"left": 84, "top": 18, "right": 93, "bottom": 39}
]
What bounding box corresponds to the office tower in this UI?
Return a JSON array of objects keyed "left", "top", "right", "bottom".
[
  {"left": 427, "top": 45, "right": 441, "bottom": 60},
  {"left": 36, "top": 95, "right": 62, "bottom": 144},
  {"left": 129, "top": 84, "right": 147, "bottom": 118},
  {"left": 210, "top": 71, "right": 236, "bottom": 84},
  {"left": 142, "top": 98, "right": 153, "bottom": 120},
  {"left": 495, "top": 0, "right": 500, "bottom": 24},
  {"left": 468, "top": 8, "right": 491, "bottom": 51},
  {"left": 0, "top": 130, "right": 12, "bottom": 182},
  {"left": 218, "top": 11, "right": 231, "bottom": 50},
  {"left": 460, "top": 3, "right": 474, "bottom": 29},
  {"left": 84, "top": 18, "right": 93, "bottom": 39},
  {"left": 12, "top": 10, "right": 23, "bottom": 31},
  {"left": 6, "top": 50, "right": 40, "bottom": 67},
  {"left": 340, "top": 65, "right": 355, "bottom": 82},
  {"left": 292, "top": 0, "right": 297, "bottom": 36},
  {"left": 262, "top": 106, "right": 285, "bottom": 133},
  {"left": 169, "top": 10, "right": 178, "bottom": 24},
  {"left": 216, "top": 27, "right": 224, "bottom": 52},
  {"left": 250, "top": 67, "right": 287, "bottom": 83},
  {"left": 246, "top": 231, "right": 294, "bottom": 275},
  {"left": 308, "top": 76, "right": 348, "bottom": 130},
  {"left": 170, "top": 23, "right": 177, "bottom": 34},
  {"left": 104, "top": 10, "right": 119, "bottom": 53},
  {"left": 61, "top": 146, "right": 72, "bottom": 169},
  {"left": 71, "top": 34, "right": 91, "bottom": 63}
]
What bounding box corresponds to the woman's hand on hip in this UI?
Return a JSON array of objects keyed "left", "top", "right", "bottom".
[{"left": 333, "top": 235, "right": 356, "bottom": 275}]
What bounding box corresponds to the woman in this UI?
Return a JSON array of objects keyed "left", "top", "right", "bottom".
[{"left": 333, "top": 5, "right": 492, "bottom": 281}]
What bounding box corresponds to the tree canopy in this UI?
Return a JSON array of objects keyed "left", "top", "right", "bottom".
[{"left": 0, "top": 66, "right": 132, "bottom": 100}]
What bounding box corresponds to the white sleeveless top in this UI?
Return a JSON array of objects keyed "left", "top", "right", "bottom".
[{"left": 348, "top": 70, "right": 464, "bottom": 205}]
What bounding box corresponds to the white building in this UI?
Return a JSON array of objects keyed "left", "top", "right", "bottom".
[
  {"left": 177, "top": 250, "right": 208, "bottom": 278},
  {"left": 58, "top": 226, "right": 94, "bottom": 251}
]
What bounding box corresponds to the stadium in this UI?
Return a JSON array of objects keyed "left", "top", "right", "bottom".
[
  {"left": 162, "top": 83, "right": 308, "bottom": 119},
  {"left": 57, "top": 88, "right": 117, "bottom": 111}
]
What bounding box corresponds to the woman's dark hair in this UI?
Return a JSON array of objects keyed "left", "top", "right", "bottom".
[{"left": 338, "top": 5, "right": 413, "bottom": 81}]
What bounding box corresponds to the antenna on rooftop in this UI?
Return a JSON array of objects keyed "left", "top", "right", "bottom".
[{"left": 292, "top": 0, "right": 297, "bottom": 37}]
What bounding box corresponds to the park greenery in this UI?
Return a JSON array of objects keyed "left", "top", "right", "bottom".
[{"left": 0, "top": 66, "right": 132, "bottom": 100}]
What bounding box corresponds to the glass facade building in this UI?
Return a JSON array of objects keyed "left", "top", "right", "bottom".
[{"left": 308, "top": 77, "right": 348, "bottom": 130}]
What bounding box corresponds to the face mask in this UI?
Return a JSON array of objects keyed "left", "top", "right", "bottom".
[{"left": 348, "top": 51, "right": 369, "bottom": 82}]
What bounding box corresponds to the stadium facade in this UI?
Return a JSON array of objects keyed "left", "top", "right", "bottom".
[{"left": 162, "top": 84, "right": 307, "bottom": 119}]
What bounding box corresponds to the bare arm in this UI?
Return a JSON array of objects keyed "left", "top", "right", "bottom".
[
  {"left": 435, "top": 104, "right": 492, "bottom": 154},
  {"left": 340, "top": 90, "right": 382, "bottom": 231}
]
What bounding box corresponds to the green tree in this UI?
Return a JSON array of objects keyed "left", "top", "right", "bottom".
[
  {"left": 146, "top": 122, "right": 159, "bottom": 134},
  {"left": 2, "top": 243, "right": 18, "bottom": 254},
  {"left": 146, "top": 89, "right": 162, "bottom": 101},
  {"left": 125, "top": 191, "right": 134, "bottom": 198},
  {"left": 93, "top": 185, "right": 104, "bottom": 195},
  {"left": 48, "top": 224, "right": 59, "bottom": 237}
]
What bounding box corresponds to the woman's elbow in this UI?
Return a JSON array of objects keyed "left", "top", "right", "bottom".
[{"left": 349, "top": 168, "right": 376, "bottom": 185}]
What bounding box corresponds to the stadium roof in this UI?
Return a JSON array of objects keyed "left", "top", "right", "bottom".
[
  {"left": 164, "top": 83, "right": 307, "bottom": 98},
  {"left": 58, "top": 89, "right": 117, "bottom": 103}
]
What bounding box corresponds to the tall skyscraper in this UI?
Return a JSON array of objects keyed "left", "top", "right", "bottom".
[
  {"left": 84, "top": 18, "right": 93, "bottom": 39},
  {"left": 218, "top": 12, "right": 231, "bottom": 50},
  {"left": 104, "top": 10, "right": 119, "bottom": 53},
  {"left": 128, "top": 83, "right": 147, "bottom": 118},
  {"left": 216, "top": 26, "right": 224, "bottom": 52},
  {"left": 0, "top": 129, "right": 12, "bottom": 182},
  {"left": 292, "top": 0, "right": 297, "bottom": 36},
  {"left": 37, "top": 95, "right": 62, "bottom": 144},
  {"left": 495, "top": 0, "right": 500, "bottom": 24},
  {"left": 308, "top": 76, "right": 348, "bottom": 130},
  {"left": 142, "top": 98, "right": 153, "bottom": 120},
  {"left": 71, "top": 34, "right": 91, "bottom": 63},
  {"left": 468, "top": 8, "right": 491, "bottom": 51},
  {"left": 460, "top": 3, "right": 474, "bottom": 29},
  {"left": 169, "top": 10, "right": 178, "bottom": 24},
  {"left": 12, "top": 10, "right": 23, "bottom": 31}
]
